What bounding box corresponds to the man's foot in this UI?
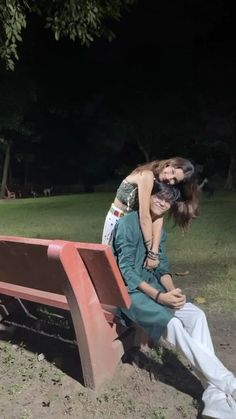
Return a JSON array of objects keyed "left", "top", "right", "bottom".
[{"left": 202, "top": 386, "right": 236, "bottom": 419}]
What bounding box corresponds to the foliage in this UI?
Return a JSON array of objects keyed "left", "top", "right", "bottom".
[{"left": 0, "top": 0, "right": 136, "bottom": 70}]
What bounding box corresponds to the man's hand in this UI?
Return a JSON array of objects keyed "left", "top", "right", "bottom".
[{"left": 158, "top": 288, "right": 186, "bottom": 309}]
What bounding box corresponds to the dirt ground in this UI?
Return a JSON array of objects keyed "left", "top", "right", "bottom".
[
  {"left": 1, "top": 182, "right": 235, "bottom": 419},
  {"left": 0, "top": 291, "right": 236, "bottom": 419}
]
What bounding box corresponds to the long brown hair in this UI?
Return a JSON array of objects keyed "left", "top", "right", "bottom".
[
  {"left": 168, "top": 180, "right": 199, "bottom": 229},
  {"left": 133, "top": 157, "right": 198, "bottom": 228},
  {"left": 132, "top": 157, "right": 195, "bottom": 181}
]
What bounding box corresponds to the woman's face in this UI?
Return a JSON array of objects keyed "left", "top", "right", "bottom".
[{"left": 159, "top": 165, "right": 184, "bottom": 185}]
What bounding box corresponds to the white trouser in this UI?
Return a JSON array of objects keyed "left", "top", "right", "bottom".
[
  {"left": 102, "top": 204, "right": 124, "bottom": 245},
  {"left": 165, "top": 303, "right": 236, "bottom": 395}
]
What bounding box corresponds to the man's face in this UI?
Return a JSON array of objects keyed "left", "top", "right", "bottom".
[{"left": 150, "top": 194, "right": 171, "bottom": 217}]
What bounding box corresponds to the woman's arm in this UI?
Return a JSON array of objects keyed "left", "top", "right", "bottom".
[
  {"left": 144, "top": 217, "right": 163, "bottom": 269},
  {"left": 136, "top": 170, "right": 154, "bottom": 249},
  {"left": 135, "top": 171, "right": 162, "bottom": 268},
  {"left": 150, "top": 216, "right": 163, "bottom": 255}
]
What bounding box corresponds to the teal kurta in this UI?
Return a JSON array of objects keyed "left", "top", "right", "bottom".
[{"left": 112, "top": 211, "right": 174, "bottom": 342}]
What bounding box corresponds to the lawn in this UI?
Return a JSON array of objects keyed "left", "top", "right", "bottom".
[
  {"left": 0, "top": 193, "right": 112, "bottom": 242},
  {"left": 0, "top": 189, "right": 236, "bottom": 311},
  {"left": 0, "top": 191, "right": 236, "bottom": 419}
]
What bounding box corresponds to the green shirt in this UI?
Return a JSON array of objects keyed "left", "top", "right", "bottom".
[{"left": 112, "top": 211, "right": 174, "bottom": 342}]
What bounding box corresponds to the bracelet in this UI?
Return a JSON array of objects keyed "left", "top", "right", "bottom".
[
  {"left": 144, "top": 239, "right": 152, "bottom": 250},
  {"left": 155, "top": 290, "right": 162, "bottom": 302},
  {"left": 147, "top": 250, "right": 159, "bottom": 260},
  {"left": 147, "top": 255, "right": 158, "bottom": 261}
]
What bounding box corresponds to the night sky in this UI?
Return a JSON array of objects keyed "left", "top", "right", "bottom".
[{"left": 1, "top": 0, "right": 236, "bottom": 191}]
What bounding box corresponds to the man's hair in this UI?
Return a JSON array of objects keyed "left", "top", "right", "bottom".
[{"left": 151, "top": 180, "right": 181, "bottom": 204}]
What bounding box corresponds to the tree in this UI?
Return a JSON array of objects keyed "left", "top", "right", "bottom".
[
  {"left": 0, "top": 70, "right": 39, "bottom": 197},
  {"left": 0, "top": 0, "right": 136, "bottom": 70},
  {"left": 195, "top": 89, "right": 236, "bottom": 190}
]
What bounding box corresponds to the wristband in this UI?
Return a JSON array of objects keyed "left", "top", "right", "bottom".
[{"left": 155, "top": 290, "right": 162, "bottom": 302}]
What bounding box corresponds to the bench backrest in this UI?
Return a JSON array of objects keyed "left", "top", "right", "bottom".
[{"left": 0, "top": 236, "right": 130, "bottom": 309}]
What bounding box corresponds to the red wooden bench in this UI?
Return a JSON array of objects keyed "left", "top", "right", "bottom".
[{"left": 0, "top": 236, "right": 144, "bottom": 390}]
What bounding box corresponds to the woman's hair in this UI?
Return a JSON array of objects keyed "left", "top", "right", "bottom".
[
  {"left": 133, "top": 157, "right": 195, "bottom": 181},
  {"left": 168, "top": 180, "right": 199, "bottom": 229},
  {"left": 133, "top": 157, "right": 198, "bottom": 229}
]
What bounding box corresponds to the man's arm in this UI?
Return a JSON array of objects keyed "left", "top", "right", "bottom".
[
  {"left": 160, "top": 273, "right": 175, "bottom": 291},
  {"left": 112, "top": 214, "right": 145, "bottom": 292},
  {"left": 138, "top": 280, "right": 186, "bottom": 309},
  {"left": 113, "top": 215, "right": 186, "bottom": 309},
  {"left": 154, "top": 229, "right": 186, "bottom": 307}
]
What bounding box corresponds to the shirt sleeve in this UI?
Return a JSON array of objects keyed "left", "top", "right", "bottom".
[{"left": 112, "top": 215, "right": 144, "bottom": 292}]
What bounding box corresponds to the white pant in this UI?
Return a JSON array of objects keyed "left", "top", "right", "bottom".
[{"left": 165, "top": 303, "right": 236, "bottom": 395}]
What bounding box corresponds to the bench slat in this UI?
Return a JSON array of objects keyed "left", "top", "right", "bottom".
[{"left": 0, "top": 282, "right": 68, "bottom": 309}]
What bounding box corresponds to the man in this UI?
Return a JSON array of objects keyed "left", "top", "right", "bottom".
[{"left": 112, "top": 180, "right": 236, "bottom": 419}]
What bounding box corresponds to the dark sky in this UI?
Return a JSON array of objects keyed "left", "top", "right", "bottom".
[
  {"left": 2, "top": 0, "right": 236, "bottom": 188},
  {"left": 23, "top": 0, "right": 236, "bottom": 90}
]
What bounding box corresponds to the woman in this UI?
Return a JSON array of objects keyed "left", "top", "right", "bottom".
[{"left": 102, "top": 157, "right": 198, "bottom": 269}]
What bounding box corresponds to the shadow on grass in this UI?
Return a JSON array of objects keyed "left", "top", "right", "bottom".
[{"left": 0, "top": 308, "right": 85, "bottom": 386}]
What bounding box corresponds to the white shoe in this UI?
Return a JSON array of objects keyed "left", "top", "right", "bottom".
[{"left": 202, "top": 386, "right": 236, "bottom": 419}]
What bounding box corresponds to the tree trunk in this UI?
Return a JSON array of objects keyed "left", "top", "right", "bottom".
[
  {"left": 224, "top": 154, "right": 236, "bottom": 190},
  {"left": 24, "top": 160, "right": 29, "bottom": 189},
  {"left": 0, "top": 141, "right": 11, "bottom": 198}
]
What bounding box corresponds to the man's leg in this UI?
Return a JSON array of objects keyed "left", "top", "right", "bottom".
[
  {"left": 173, "top": 302, "right": 215, "bottom": 353},
  {"left": 164, "top": 303, "right": 236, "bottom": 418},
  {"left": 164, "top": 303, "right": 236, "bottom": 395},
  {"left": 171, "top": 302, "right": 214, "bottom": 389}
]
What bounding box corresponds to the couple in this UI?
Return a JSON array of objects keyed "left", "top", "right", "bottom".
[
  {"left": 102, "top": 157, "right": 198, "bottom": 269},
  {"left": 111, "top": 180, "right": 236, "bottom": 419}
]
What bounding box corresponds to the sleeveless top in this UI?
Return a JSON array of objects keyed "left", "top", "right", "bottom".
[{"left": 116, "top": 180, "right": 139, "bottom": 212}]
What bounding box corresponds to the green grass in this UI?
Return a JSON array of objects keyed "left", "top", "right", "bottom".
[
  {"left": 0, "top": 190, "right": 236, "bottom": 311},
  {"left": 0, "top": 193, "right": 112, "bottom": 242},
  {"left": 165, "top": 190, "right": 236, "bottom": 311}
]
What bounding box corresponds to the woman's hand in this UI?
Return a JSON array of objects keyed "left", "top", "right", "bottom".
[
  {"left": 144, "top": 256, "right": 160, "bottom": 270},
  {"left": 158, "top": 288, "right": 186, "bottom": 309}
]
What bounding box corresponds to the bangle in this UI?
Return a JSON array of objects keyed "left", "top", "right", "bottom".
[
  {"left": 155, "top": 290, "right": 162, "bottom": 302},
  {"left": 148, "top": 250, "right": 159, "bottom": 260},
  {"left": 144, "top": 239, "right": 152, "bottom": 250}
]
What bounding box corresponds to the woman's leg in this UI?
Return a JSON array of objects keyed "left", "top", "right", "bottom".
[{"left": 102, "top": 209, "right": 119, "bottom": 244}]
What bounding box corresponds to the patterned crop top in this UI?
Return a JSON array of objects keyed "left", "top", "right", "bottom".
[{"left": 116, "top": 180, "right": 139, "bottom": 212}]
